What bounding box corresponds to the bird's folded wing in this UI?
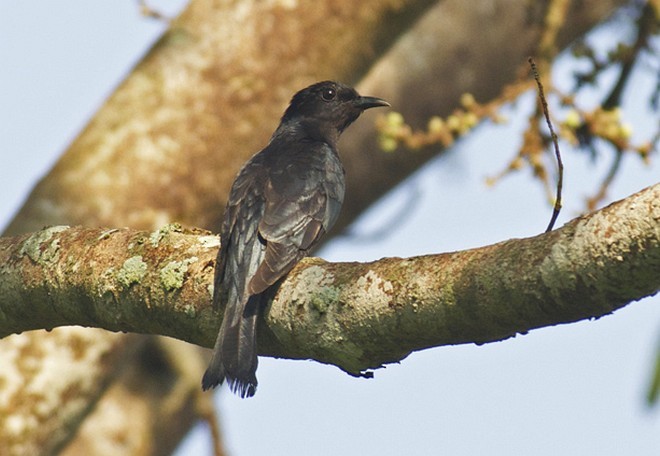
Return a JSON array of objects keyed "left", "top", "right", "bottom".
[{"left": 249, "top": 148, "right": 344, "bottom": 295}]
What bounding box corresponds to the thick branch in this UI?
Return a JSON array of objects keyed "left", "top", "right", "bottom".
[
  {"left": 0, "top": 225, "right": 217, "bottom": 342},
  {"left": 2, "top": 185, "right": 657, "bottom": 374}
]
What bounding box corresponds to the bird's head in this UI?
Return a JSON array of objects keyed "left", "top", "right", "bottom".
[{"left": 280, "top": 81, "right": 389, "bottom": 143}]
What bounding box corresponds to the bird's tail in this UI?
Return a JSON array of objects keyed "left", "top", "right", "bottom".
[{"left": 202, "top": 294, "right": 260, "bottom": 398}]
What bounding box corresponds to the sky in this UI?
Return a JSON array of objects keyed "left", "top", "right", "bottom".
[{"left": 1, "top": 2, "right": 659, "bottom": 455}]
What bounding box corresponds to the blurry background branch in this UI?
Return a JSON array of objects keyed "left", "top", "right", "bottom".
[{"left": 376, "top": 1, "right": 658, "bottom": 210}]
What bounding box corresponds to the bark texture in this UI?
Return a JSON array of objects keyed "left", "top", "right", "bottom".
[{"left": 2, "top": 184, "right": 657, "bottom": 374}]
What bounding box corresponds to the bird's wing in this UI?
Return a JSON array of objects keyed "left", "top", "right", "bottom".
[
  {"left": 214, "top": 159, "right": 268, "bottom": 311},
  {"left": 206, "top": 158, "right": 268, "bottom": 396},
  {"left": 248, "top": 145, "right": 344, "bottom": 295}
]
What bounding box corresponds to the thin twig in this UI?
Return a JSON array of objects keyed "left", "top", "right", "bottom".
[
  {"left": 199, "top": 395, "right": 227, "bottom": 456},
  {"left": 603, "top": 2, "right": 656, "bottom": 109},
  {"left": 587, "top": 149, "right": 623, "bottom": 212},
  {"left": 582, "top": 2, "right": 656, "bottom": 210},
  {"left": 529, "top": 57, "right": 563, "bottom": 232},
  {"left": 137, "top": 0, "right": 171, "bottom": 23}
]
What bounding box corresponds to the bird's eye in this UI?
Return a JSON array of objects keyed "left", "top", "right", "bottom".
[{"left": 321, "top": 87, "right": 336, "bottom": 101}]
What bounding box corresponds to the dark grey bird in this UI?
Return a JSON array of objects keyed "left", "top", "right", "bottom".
[{"left": 201, "top": 80, "right": 389, "bottom": 398}]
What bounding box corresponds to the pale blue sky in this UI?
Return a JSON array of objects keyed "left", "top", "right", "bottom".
[{"left": 1, "top": 3, "right": 658, "bottom": 455}]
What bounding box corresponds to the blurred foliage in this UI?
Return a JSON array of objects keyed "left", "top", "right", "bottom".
[
  {"left": 647, "top": 339, "right": 660, "bottom": 406},
  {"left": 376, "top": 0, "right": 659, "bottom": 210}
]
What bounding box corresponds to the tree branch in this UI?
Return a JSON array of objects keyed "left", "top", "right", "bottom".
[{"left": 2, "top": 184, "right": 657, "bottom": 374}]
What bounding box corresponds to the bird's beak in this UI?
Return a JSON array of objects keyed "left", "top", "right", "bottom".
[{"left": 355, "top": 96, "right": 390, "bottom": 110}]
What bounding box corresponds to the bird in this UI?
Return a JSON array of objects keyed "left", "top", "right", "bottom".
[{"left": 201, "top": 80, "right": 389, "bottom": 398}]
